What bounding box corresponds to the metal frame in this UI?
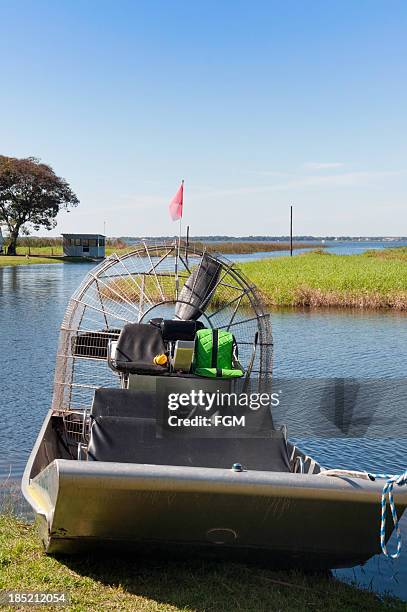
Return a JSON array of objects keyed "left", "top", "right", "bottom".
[{"left": 51, "top": 240, "right": 273, "bottom": 440}]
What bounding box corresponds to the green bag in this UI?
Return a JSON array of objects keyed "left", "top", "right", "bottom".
[{"left": 193, "top": 329, "right": 244, "bottom": 378}]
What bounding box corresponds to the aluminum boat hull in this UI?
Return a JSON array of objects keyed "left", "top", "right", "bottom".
[{"left": 22, "top": 416, "right": 407, "bottom": 567}]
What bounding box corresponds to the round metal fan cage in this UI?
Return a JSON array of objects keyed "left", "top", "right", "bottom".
[{"left": 52, "top": 240, "right": 273, "bottom": 436}]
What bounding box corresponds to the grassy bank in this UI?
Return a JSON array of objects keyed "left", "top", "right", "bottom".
[
  {"left": 365, "top": 246, "right": 407, "bottom": 261},
  {"left": 0, "top": 514, "right": 402, "bottom": 611},
  {"left": 0, "top": 255, "right": 59, "bottom": 267},
  {"left": 240, "top": 250, "right": 407, "bottom": 310},
  {"left": 0, "top": 255, "right": 94, "bottom": 267}
]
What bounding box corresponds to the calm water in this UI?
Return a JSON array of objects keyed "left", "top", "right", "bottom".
[
  {"left": 232, "top": 238, "right": 407, "bottom": 261},
  {"left": 0, "top": 257, "right": 407, "bottom": 599}
]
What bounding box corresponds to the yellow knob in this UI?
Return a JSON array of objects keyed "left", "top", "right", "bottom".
[{"left": 153, "top": 354, "right": 168, "bottom": 366}]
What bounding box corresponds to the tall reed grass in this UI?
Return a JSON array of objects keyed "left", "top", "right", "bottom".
[{"left": 240, "top": 250, "right": 407, "bottom": 310}]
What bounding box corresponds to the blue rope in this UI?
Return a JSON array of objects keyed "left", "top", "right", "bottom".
[{"left": 368, "top": 470, "right": 407, "bottom": 559}]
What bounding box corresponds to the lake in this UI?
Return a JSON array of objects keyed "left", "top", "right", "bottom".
[
  {"left": 1, "top": 248, "right": 406, "bottom": 600},
  {"left": 231, "top": 238, "right": 407, "bottom": 261}
]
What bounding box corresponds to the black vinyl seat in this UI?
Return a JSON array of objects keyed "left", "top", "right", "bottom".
[
  {"left": 87, "top": 418, "right": 291, "bottom": 472},
  {"left": 115, "top": 323, "right": 168, "bottom": 375}
]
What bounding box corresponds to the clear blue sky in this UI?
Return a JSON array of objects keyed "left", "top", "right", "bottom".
[{"left": 1, "top": 1, "right": 406, "bottom": 236}]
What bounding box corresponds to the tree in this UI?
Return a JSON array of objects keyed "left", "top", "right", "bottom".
[{"left": 0, "top": 156, "right": 79, "bottom": 255}]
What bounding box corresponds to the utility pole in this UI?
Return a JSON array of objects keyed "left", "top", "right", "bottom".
[{"left": 290, "top": 205, "right": 293, "bottom": 257}]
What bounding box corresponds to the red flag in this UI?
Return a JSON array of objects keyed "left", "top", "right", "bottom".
[{"left": 169, "top": 181, "right": 183, "bottom": 221}]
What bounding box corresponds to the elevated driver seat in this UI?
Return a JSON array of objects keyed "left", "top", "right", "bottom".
[{"left": 114, "top": 323, "right": 168, "bottom": 375}]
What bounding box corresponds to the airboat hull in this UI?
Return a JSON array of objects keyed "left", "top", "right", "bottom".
[
  {"left": 20, "top": 243, "right": 407, "bottom": 569},
  {"left": 22, "top": 451, "right": 407, "bottom": 568}
]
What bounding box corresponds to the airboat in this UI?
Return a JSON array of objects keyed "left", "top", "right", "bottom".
[{"left": 22, "top": 240, "right": 407, "bottom": 567}]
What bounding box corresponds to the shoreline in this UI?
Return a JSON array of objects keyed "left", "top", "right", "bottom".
[
  {"left": 0, "top": 255, "right": 61, "bottom": 267},
  {"left": 0, "top": 255, "right": 97, "bottom": 267},
  {"left": 0, "top": 513, "right": 403, "bottom": 611}
]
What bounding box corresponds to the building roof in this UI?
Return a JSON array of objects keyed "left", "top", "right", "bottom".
[{"left": 61, "top": 233, "right": 105, "bottom": 238}]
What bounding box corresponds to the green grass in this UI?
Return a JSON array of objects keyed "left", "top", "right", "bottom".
[
  {"left": 0, "top": 255, "right": 94, "bottom": 267},
  {"left": 16, "top": 245, "right": 64, "bottom": 256},
  {"left": 0, "top": 514, "right": 403, "bottom": 612},
  {"left": 0, "top": 255, "right": 59, "bottom": 267},
  {"left": 240, "top": 249, "right": 407, "bottom": 310},
  {"left": 365, "top": 247, "right": 407, "bottom": 261}
]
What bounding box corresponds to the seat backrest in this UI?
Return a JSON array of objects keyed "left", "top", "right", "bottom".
[
  {"left": 91, "top": 388, "right": 156, "bottom": 418},
  {"left": 193, "top": 329, "right": 243, "bottom": 378},
  {"left": 159, "top": 319, "right": 205, "bottom": 342},
  {"left": 115, "top": 323, "right": 167, "bottom": 374},
  {"left": 87, "top": 414, "right": 292, "bottom": 473}
]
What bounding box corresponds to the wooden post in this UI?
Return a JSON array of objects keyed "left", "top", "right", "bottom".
[{"left": 290, "top": 205, "right": 293, "bottom": 257}]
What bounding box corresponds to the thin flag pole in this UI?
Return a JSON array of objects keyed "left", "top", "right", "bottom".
[
  {"left": 175, "top": 179, "right": 184, "bottom": 299},
  {"left": 176, "top": 217, "right": 181, "bottom": 298},
  {"left": 175, "top": 229, "right": 179, "bottom": 299}
]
